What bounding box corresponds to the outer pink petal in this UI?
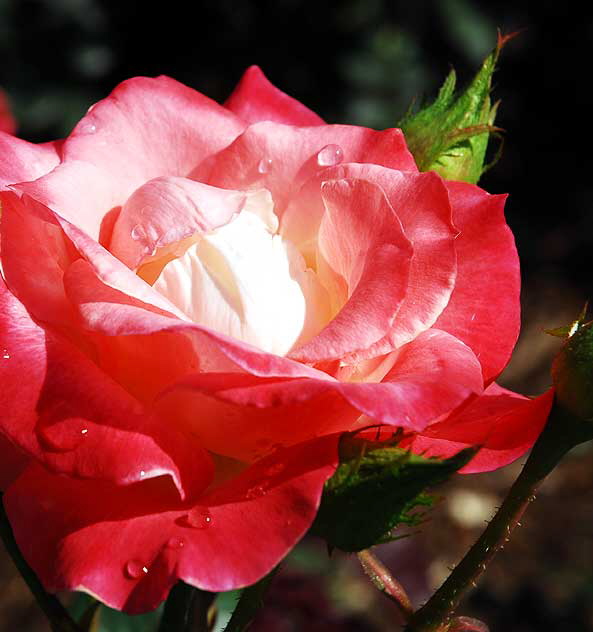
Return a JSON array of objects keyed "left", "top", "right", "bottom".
[
  {"left": 283, "top": 166, "right": 457, "bottom": 359},
  {"left": 435, "top": 181, "right": 520, "bottom": 384},
  {"left": 201, "top": 121, "right": 417, "bottom": 215},
  {"left": 289, "top": 178, "right": 413, "bottom": 362},
  {"left": 0, "top": 132, "right": 60, "bottom": 189},
  {"left": 224, "top": 66, "right": 325, "bottom": 126},
  {"left": 14, "top": 76, "right": 245, "bottom": 241},
  {"left": 109, "top": 177, "right": 246, "bottom": 268},
  {"left": 405, "top": 384, "right": 554, "bottom": 473},
  {"left": 4, "top": 435, "right": 339, "bottom": 613}
]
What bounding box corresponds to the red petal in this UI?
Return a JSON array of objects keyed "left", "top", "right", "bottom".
[
  {"left": 406, "top": 384, "right": 554, "bottom": 473},
  {"left": 3, "top": 435, "right": 339, "bottom": 612},
  {"left": 435, "top": 182, "right": 520, "bottom": 384},
  {"left": 224, "top": 66, "right": 324, "bottom": 126}
]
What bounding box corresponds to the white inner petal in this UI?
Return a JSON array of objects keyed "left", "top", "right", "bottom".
[{"left": 153, "top": 200, "right": 316, "bottom": 356}]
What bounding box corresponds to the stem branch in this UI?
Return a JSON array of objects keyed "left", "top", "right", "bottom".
[
  {"left": 406, "top": 405, "right": 587, "bottom": 632},
  {"left": 357, "top": 549, "right": 414, "bottom": 622}
]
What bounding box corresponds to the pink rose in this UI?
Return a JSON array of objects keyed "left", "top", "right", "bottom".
[{"left": 0, "top": 67, "right": 552, "bottom": 612}]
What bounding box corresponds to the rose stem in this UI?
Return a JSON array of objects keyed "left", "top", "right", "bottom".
[
  {"left": 157, "top": 581, "right": 215, "bottom": 632},
  {"left": 405, "top": 404, "right": 592, "bottom": 632},
  {"left": 357, "top": 549, "right": 414, "bottom": 622},
  {"left": 0, "top": 495, "right": 83, "bottom": 632},
  {"left": 222, "top": 566, "right": 278, "bottom": 632}
]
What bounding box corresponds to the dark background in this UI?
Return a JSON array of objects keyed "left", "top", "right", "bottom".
[{"left": 1, "top": 1, "right": 592, "bottom": 630}]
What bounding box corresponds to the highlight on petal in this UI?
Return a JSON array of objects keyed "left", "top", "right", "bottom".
[
  {"left": 435, "top": 181, "right": 520, "bottom": 384},
  {"left": 202, "top": 121, "right": 417, "bottom": 215},
  {"left": 405, "top": 384, "right": 554, "bottom": 473},
  {"left": 225, "top": 66, "right": 325, "bottom": 127},
  {"left": 15, "top": 76, "right": 245, "bottom": 241},
  {"left": 3, "top": 435, "right": 339, "bottom": 613}
]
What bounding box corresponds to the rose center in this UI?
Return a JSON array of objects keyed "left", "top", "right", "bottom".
[{"left": 150, "top": 192, "right": 329, "bottom": 356}]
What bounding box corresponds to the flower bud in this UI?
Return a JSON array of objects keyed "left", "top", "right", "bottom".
[
  {"left": 552, "top": 320, "right": 593, "bottom": 420},
  {"left": 399, "top": 33, "right": 515, "bottom": 184}
]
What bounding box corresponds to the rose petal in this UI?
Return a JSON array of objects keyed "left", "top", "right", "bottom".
[
  {"left": 435, "top": 181, "right": 520, "bottom": 384},
  {"left": 201, "top": 121, "right": 417, "bottom": 215},
  {"left": 283, "top": 165, "right": 457, "bottom": 359},
  {"left": 14, "top": 76, "right": 245, "bottom": 241},
  {"left": 289, "top": 177, "right": 413, "bottom": 361},
  {"left": 0, "top": 261, "right": 212, "bottom": 498},
  {"left": 157, "top": 329, "right": 483, "bottom": 460},
  {"left": 0, "top": 133, "right": 60, "bottom": 189},
  {"left": 110, "top": 176, "right": 247, "bottom": 269},
  {"left": 406, "top": 383, "right": 554, "bottom": 473},
  {"left": 3, "top": 435, "right": 339, "bottom": 613},
  {"left": 225, "top": 66, "right": 325, "bottom": 126}
]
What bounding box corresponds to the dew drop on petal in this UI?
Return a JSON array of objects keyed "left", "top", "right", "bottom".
[
  {"left": 245, "top": 484, "right": 267, "bottom": 500},
  {"left": 80, "top": 122, "right": 97, "bottom": 134},
  {"left": 181, "top": 507, "right": 213, "bottom": 529},
  {"left": 257, "top": 157, "right": 273, "bottom": 174},
  {"left": 124, "top": 559, "right": 149, "bottom": 579},
  {"left": 2, "top": 349, "right": 10, "bottom": 359},
  {"left": 317, "top": 144, "right": 344, "bottom": 167},
  {"left": 166, "top": 536, "right": 186, "bottom": 550}
]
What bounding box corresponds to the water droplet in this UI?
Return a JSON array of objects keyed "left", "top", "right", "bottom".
[
  {"left": 245, "top": 484, "right": 267, "bottom": 500},
  {"left": 131, "top": 224, "right": 146, "bottom": 241},
  {"left": 80, "top": 122, "right": 97, "bottom": 134},
  {"left": 317, "top": 144, "right": 344, "bottom": 167},
  {"left": 124, "top": 559, "right": 149, "bottom": 579},
  {"left": 181, "top": 507, "right": 212, "bottom": 529},
  {"left": 139, "top": 470, "right": 146, "bottom": 478},
  {"left": 2, "top": 349, "right": 10, "bottom": 359},
  {"left": 257, "top": 157, "right": 273, "bottom": 174},
  {"left": 166, "top": 536, "right": 186, "bottom": 550},
  {"left": 38, "top": 420, "right": 89, "bottom": 452}
]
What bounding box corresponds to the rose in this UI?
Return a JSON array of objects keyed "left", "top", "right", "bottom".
[{"left": 0, "top": 67, "right": 552, "bottom": 613}]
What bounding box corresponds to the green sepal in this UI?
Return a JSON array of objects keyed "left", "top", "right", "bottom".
[
  {"left": 399, "top": 33, "right": 513, "bottom": 184},
  {"left": 310, "top": 433, "right": 476, "bottom": 552}
]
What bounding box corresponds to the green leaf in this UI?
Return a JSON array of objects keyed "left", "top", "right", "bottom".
[
  {"left": 310, "top": 433, "right": 476, "bottom": 552},
  {"left": 399, "top": 32, "right": 514, "bottom": 184}
]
